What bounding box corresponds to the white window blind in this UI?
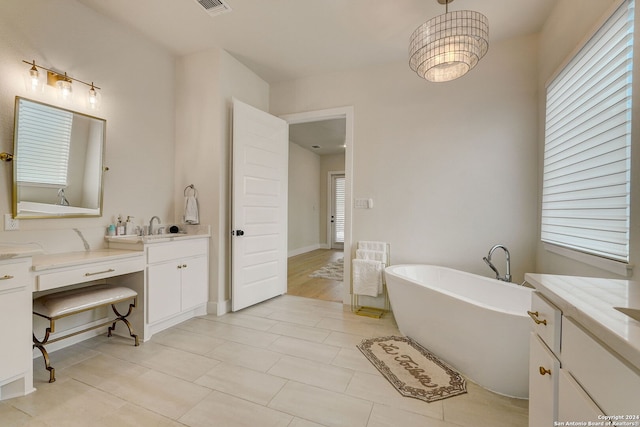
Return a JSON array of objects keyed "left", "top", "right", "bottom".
[
  {"left": 542, "top": 0, "right": 634, "bottom": 263},
  {"left": 334, "top": 176, "right": 345, "bottom": 244},
  {"left": 15, "top": 99, "right": 73, "bottom": 187}
]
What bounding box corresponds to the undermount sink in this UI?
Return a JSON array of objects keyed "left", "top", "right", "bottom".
[{"left": 614, "top": 307, "right": 640, "bottom": 323}]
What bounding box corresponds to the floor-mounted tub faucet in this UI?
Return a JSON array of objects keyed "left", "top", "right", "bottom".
[{"left": 483, "top": 244, "right": 511, "bottom": 282}]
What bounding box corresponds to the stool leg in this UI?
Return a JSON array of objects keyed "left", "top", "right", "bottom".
[
  {"left": 33, "top": 331, "right": 55, "bottom": 383},
  {"left": 108, "top": 300, "right": 139, "bottom": 346}
]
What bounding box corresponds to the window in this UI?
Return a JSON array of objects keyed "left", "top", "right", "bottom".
[
  {"left": 332, "top": 174, "right": 345, "bottom": 245},
  {"left": 15, "top": 99, "right": 73, "bottom": 187},
  {"left": 542, "top": 0, "right": 634, "bottom": 263}
]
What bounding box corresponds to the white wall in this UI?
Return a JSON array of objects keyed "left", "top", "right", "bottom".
[
  {"left": 288, "top": 143, "right": 321, "bottom": 255},
  {"left": 535, "top": 0, "right": 640, "bottom": 279},
  {"left": 271, "top": 35, "right": 540, "bottom": 284},
  {"left": 287, "top": 148, "right": 345, "bottom": 256},
  {"left": 175, "top": 48, "right": 269, "bottom": 314},
  {"left": 0, "top": 0, "right": 175, "bottom": 249}
]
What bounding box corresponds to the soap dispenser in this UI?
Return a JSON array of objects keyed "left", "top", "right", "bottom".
[
  {"left": 125, "top": 216, "right": 135, "bottom": 235},
  {"left": 116, "top": 215, "right": 125, "bottom": 236}
]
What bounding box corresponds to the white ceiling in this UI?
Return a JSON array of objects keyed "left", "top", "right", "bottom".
[
  {"left": 78, "top": 0, "right": 557, "bottom": 84},
  {"left": 289, "top": 119, "right": 346, "bottom": 156},
  {"left": 77, "top": 0, "right": 556, "bottom": 154}
]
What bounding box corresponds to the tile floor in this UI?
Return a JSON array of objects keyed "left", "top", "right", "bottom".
[{"left": 0, "top": 295, "right": 528, "bottom": 426}]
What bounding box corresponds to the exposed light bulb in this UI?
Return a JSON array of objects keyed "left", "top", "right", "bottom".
[
  {"left": 56, "top": 76, "right": 73, "bottom": 102},
  {"left": 29, "top": 67, "right": 39, "bottom": 89},
  {"left": 87, "top": 83, "right": 101, "bottom": 110},
  {"left": 24, "top": 60, "right": 44, "bottom": 93}
]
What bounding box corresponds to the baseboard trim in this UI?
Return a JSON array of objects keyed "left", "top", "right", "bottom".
[
  {"left": 208, "top": 299, "right": 231, "bottom": 316},
  {"left": 288, "top": 244, "right": 323, "bottom": 257}
]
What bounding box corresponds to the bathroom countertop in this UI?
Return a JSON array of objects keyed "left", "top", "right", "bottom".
[
  {"left": 32, "top": 249, "right": 143, "bottom": 272},
  {"left": 105, "top": 232, "right": 211, "bottom": 245},
  {"left": 0, "top": 244, "right": 43, "bottom": 260},
  {"left": 525, "top": 273, "right": 640, "bottom": 371}
]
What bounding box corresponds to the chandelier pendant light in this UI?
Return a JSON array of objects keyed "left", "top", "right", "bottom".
[{"left": 409, "top": 0, "right": 489, "bottom": 82}]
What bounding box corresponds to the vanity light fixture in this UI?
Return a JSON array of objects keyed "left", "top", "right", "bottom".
[
  {"left": 53, "top": 72, "right": 73, "bottom": 102},
  {"left": 24, "top": 60, "right": 44, "bottom": 93},
  {"left": 22, "top": 60, "right": 102, "bottom": 109},
  {"left": 409, "top": 0, "right": 489, "bottom": 82},
  {"left": 87, "top": 82, "right": 101, "bottom": 110}
]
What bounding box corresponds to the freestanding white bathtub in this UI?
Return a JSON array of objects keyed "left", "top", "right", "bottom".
[{"left": 385, "top": 264, "right": 532, "bottom": 399}]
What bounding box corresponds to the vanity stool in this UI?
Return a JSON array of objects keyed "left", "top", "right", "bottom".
[{"left": 32, "top": 285, "right": 139, "bottom": 383}]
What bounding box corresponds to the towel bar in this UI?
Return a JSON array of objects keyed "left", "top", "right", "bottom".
[
  {"left": 351, "top": 242, "right": 391, "bottom": 318},
  {"left": 184, "top": 184, "right": 197, "bottom": 197}
]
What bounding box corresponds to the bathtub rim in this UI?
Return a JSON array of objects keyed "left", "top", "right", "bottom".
[{"left": 385, "top": 263, "right": 532, "bottom": 317}]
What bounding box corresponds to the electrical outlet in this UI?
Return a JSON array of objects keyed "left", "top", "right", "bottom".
[{"left": 4, "top": 213, "right": 19, "bottom": 231}]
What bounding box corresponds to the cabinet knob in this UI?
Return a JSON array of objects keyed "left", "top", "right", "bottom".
[
  {"left": 0, "top": 275, "right": 14, "bottom": 280},
  {"left": 182, "top": 264, "right": 187, "bottom": 268},
  {"left": 177, "top": 265, "right": 182, "bottom": 269},
  {"left": 527, "top": 310, "right": 547, "bottom": 325},
  {"left": 539, "top": 366, "right": 551, "bottom": 376}
]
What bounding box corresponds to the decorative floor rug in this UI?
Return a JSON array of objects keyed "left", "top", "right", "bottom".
[
  {"left": 309, "top": 258, "right": 343, "bottom": 281},
  {"left": 357, "top": 336, "right": 467, "bottom": 403}
]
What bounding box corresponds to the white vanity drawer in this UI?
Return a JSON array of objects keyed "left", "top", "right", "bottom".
[
  {"left": 561, "top": 317, "right": 640, "bottom": 415},
  {"left": 0, "top": 259, "right": 29, "bottom": 292},
  {"left": 36, "top": 258, "right": 144, "bottom": 291},
  {"left": 529, "top": 292, "right": 562, "bottom": 354},
  {"left": 147, "top": 239, "right": 208, "bottom": 264}
]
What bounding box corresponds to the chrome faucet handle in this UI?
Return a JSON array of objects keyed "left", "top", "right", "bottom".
[{"left": 483, "top": 256, "right": 501, "bottom": 279}]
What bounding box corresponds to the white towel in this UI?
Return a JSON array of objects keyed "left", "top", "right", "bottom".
[
  {"left": 352, "top": 259, "right": 384, "bottom": 297},
  {"left": 356, "top": 249, "right": 386, "bottom": 262},
  {"left": 357, "top": 241, "right": 388, "bottom": 252},
  {"left": 184, "top": 196, "right": 199, "bottom": 224}
]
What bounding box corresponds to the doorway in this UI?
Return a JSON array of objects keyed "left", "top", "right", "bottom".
[{"left": 281, "top": 107, "right": 354, "bottom": 304}]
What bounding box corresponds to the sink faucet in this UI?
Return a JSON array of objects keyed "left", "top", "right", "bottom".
[
  {"left": 149, "top": 216, "right": 161, "bottom": 235},
  {"left": 483, "top": 244, "right": 511, "bottom": 282}
]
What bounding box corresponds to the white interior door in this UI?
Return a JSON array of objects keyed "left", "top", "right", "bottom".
[{"left": 231, "top": 99, "right": 289, "bottom": 311}]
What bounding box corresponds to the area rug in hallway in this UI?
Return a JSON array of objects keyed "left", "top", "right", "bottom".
[
  {"left": 357, "top": 336, "right": 467, "bottom": 403},
  {"left": 308, "top": 258, "right": 343, "bottom": 281}
]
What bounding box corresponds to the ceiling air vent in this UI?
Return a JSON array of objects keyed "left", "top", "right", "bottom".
[{"left": 194, "top": 0, "right": 232, "bottom": 17}]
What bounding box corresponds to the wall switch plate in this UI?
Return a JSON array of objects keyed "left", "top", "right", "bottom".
[
  {"left": 355, "top": 198, "right": 373, "bottom": 209},
  {"left": 4, "top": 213, "right": 19, "bottom": 231}
]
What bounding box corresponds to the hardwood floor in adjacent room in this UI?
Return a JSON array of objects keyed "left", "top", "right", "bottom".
[{"left": 287, "top": 249, "right": 344, "bottom": 302}]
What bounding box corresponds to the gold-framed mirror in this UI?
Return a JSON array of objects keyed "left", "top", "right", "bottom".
[{"left": 12, "top": 97, "right": 106, "bottom": 219}]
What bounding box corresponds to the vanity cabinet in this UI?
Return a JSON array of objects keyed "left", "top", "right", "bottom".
[
  {"left": 557, "top": 368, "right": 604, "bottom": 422},
  {"left": 528, "top": 288, "right": 640, "bottom": 427},
  {"left": 0, "top": 258, "right": 32, "bottom": 400},
  {"left": 561, "top": 317, "right": 640, "bottom": 416},
  {"left": 528, "top": 292, "right": 561, "bottom": 427},
  {"left": 146, "top": 238, "right": 208, "bottom": 328}
]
